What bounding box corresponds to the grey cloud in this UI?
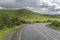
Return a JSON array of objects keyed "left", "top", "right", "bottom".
[
  {"left": 0, "top": 0, "right": 60, "bottom": 14},
  {"left": 0, "top": 0, "right": 40, "bottom": 8}
]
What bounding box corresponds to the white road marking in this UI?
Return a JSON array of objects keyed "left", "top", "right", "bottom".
[
  {"left": 18, "top": 23, "right": 60, "bottom": 40},
  {"left": 19, "top": 28, "right": 23, "bottom": 40},
  {"left": 47, "top": 34, "right": 57, "bottom": 40},
  {"left": 34, "top": 25, "right": 58, "bottom": 40}
]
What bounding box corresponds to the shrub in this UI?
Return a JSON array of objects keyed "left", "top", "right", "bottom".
[
  {"left": 47, "top": 20, "right": 52, "bottom": 22},
  {"left": 36, "top": 21, "right": 40, "bottom": 23},
  {"left": 20, "top": 20, "right": 26, "bottom": 24},
  {"left": 49, "top": 20, "right": 60, "bottom": 28},
  {"left": 0, "top": 22, "right": 5, "bottom": 29}
]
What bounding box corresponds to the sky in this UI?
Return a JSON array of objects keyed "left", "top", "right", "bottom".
[{"left": 0, "top": 0, "right": 60, "bottom": 14}]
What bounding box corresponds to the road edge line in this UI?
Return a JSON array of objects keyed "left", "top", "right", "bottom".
[{"left": 19, "top": 28, "right": 23, "bottom": 40}]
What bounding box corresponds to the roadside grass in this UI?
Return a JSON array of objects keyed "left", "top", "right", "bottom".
[
  {"left": 47, "top": 21, "right": 60, "bottom": 31},
  {"left": 47, "top": 25, "right": 60, "bottom": 31},
  {"left": 0, "top": 29, "right": 10, "bottom": 40},
  {"left": 0, "top": 24, "right": 26, "bottom": 40}
]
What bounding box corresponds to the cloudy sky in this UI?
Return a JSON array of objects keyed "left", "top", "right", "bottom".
[{"left": 0, "top": 0, "right": 60, "bottom": 14}]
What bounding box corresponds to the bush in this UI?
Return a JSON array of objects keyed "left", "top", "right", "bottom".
[
  {"left": 36, "top": 21, "right": 40, "bottom": 23},
  {"left": 50, "top": 20, "right": 60, "bottom": 28},
  {"left": 0, "top": 22, "right": 5, "bottom": 29},
  {"left": 20, "top": 20, "right": 26, "bottom": 24},
  {"left": 0, "top": 17, "right": 21, "bottom": 29},
  {"left": 47, "top": 20, "right": 52, "bottom": 22}
]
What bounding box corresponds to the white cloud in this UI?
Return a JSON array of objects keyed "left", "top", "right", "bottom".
[
  {"left": 0, "top": 0, "right": 60, "bottom": 14},
  {"left": 55, "top": 6, "right": 60, "bottom": 9},
  {"left": 39, "top": 0, "right": 58, "bottom": 7},
  {"left": 0, "top": 7, "right": 3, "bottom": 9},
  {"left": 35, "top": 0, "right": 60, "bottom": 14}
]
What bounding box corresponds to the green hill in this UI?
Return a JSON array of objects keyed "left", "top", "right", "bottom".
[
  {"left": 0, "top": 9, "right": 60, "bottom": 23},
  {"left": 16, "top": 9, "right": 54, "bottom": 22},
  {"left": 1, "top": 9, "right": 60, "bottom": 40},
  {"left": 12, "top": 9, "right": 60, "bottom": 21},
  {"left": 0, "top": 9, "right": 60, "bottom": 29}
]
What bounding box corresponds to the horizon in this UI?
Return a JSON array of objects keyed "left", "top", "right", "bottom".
[{"left": 0, "top": 0, "right": 60, "bottom": 14}]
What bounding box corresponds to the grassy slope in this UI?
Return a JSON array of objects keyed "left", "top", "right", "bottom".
[
  {"left": 0, "top": 24, "right": 26, "bottom": 40},
  {"left": 15, "top": 9, "right": 56, "bottom": 22},
  {"left": 0, "top": 9, "right": 60, "bottom": 40},
  {"left": 42, "top": 14, "right": 60, "bottom": 21},
  {"left": 0, "top": 9, "right": 60, "bottom": 22},
  {"left": 0, "top": 29, "right": 10, "bottom": 40}
]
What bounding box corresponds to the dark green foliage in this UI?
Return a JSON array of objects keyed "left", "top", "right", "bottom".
[
  {"left": 51, "top": 20, "right": 58, "bottom": 26},
  {"left": 36, "top": 21, "right": 41, "bottom": 23},
  {"left": 48, "top": 20, "right": 60, "bottom": 31},
  {"left": 47, "top": 20, "right": 52, "bottom": 22},
  {"left": 49, "top": 20, "right": 60, "bottom": 28},
  {"left": 0, "top": 22, "right": 5, "bottom": 29},
  {"left": 20, "top": 20, "right": 26, "bottom": 24},
  {"left": 0, "top": 17, "right": 21, "bottom": 29}
]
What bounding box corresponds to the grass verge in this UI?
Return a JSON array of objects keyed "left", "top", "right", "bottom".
[
  {"left": 47, "top": 24, "right": 60, "bottom": 31},
  {"left": 0, "top": 24, "right": 26, "bottom": 40}
]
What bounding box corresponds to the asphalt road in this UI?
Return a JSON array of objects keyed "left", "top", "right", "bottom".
[{"left": 19, "top": 23, "right": 60, "bottom": 40}]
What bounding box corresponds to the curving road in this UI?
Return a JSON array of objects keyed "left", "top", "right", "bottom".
[{"left": 19, "top": 23, "right": 60, "bottom": 40}]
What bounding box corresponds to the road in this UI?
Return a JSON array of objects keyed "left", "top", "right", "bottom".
[{"left": 19, "top": 23, "right": 60, "bottom": 40}]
